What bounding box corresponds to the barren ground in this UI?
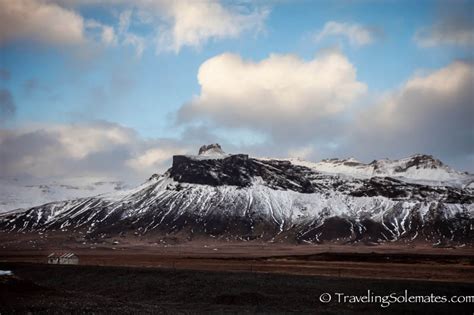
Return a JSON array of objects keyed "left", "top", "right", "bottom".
[{"left": 1, "top": 233, "right": 473, "bottom": 313}]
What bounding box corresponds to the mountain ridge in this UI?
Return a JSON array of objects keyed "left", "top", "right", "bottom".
[{"left": 1, "top": 145, "right": 472, "bottom": 246}]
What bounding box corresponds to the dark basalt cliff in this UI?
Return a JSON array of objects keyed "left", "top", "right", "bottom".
[{"left": 170, "top": 154, "right": 315, "bottom": 193}]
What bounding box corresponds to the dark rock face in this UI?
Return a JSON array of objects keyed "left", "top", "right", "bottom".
[
  {"left": 170, "top": 155, "right": 315, "bottom": 193},
  {"left": 171, "top": 154, "right": 253, "bottom": 187},
  {"left": 370, "top": 154, "right": 444, "bottom": 173},
  {"left": 349, "top": 177, "right": 474, "bottom": 203}
]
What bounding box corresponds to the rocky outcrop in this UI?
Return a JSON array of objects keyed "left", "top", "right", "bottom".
[
  {"left": 198, "top": 143, "right": 226, "bottom": 156},
  {"left": 170, "top": 154, "right": 315, "bottom": 193}
]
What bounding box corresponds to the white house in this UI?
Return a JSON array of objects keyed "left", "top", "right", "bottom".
[{"left": 47, "top": 252, "right": 79, "bottom": 265}]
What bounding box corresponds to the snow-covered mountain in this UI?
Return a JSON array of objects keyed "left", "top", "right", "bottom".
[
  {"left": 286, "top": 154, "right": 472, "bottom": 187},
  {"left": 0, "top": 177, "right": 130, "bottom": 213},
  {"left": 1, "top": 145, "right": 472, "bottom": 245}
]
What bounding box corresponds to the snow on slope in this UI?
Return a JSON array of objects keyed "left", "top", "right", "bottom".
[
  {"left": 0, "top": 177, "right": 130, "bottom": 213},
  {"left": 2, "top": 173, "right": 472, "bottom": 244},
  {"left": 286, "top": 154, "right": 473, "bottom": 187}
]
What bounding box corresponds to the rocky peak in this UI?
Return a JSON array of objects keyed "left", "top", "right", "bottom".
[
  {"left": 170, "top": 149, "right": 315, "bottom": 193},
  {"left": 321, "top": 157, "right": 364, "bottom": 167},
  {"left": 404, "top": 154, "right": 443, "bottom": 169},
  {"left": 198, "top": 143, "right": 226, "bottom": 156}
]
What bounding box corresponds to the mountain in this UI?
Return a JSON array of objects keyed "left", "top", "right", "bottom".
[
  {"left": 286, "top": 154, "right": 472, "bottom": 186},
  {"left": 0, "top": 177, "right": 130, "bottom": 213},
  {"left": 1, "top": 145, "right": 473, "bottom": 245}
]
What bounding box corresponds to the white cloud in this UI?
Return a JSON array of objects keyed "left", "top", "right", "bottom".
[
  {"left": 123, "top": 32, "right": 146, "bottom": 58},
  {"left": 85, "top": 19, "right": 118, "bottom": 46},
  {"left": 0, "top": 0, "right": 85, "bottom": 45},
  {"left": 47, "top": 123, "right": 132, "bottom": 159},
  {"left": 0, "top": 0, "right": 123, "bottom": 48},
  {"left": 178, "top": 51, "right": 367, "bottom": 141},
  {"left": 101, "top": 25, "right": 117, "bottom": 46},
  {"left": 314, "top": 21, "right": 378, "bottom": 46},
  {"left": 126, "top": 147, "right": 187, "bottom": 172},
  {"left": 156, "top": 0, "right": 269, "bottom": 53},
  {"left": 348, "top": 61, "right": 474, "bottom": 167},
  {"left": 116, "top": 9, "right": 146, "bottom": 57},
  {"left": 366, "top": 61, "right": 473, "bottom": 129},
  {"left": 47, "top": 0, "right": 269, "bottom": 54},
  {"left": 118, "top": 9, "right": 132, "bottom": 34},
  {"left": 0, "top": 122, "right": 191, "bottom": 180}
]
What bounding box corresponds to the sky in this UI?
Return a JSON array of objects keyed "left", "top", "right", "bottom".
[{"left": 0, "top": 0, "right": 473, "bottom": 183}]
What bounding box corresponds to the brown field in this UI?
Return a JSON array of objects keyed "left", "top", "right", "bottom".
[
  {"left": 1, "top": 233, "right": 473, "bottom": 313},
  {"left": 1, "top": 232, "right": 474, "bottom": 283}
]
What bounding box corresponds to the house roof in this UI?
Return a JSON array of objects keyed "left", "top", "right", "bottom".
[{"left": 48, "top": 252, "right": 78, "bottom": 258}]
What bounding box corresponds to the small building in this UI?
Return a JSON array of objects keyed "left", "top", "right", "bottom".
[{"left": 47, "top": 252, "right": 79, "bottom": 265}]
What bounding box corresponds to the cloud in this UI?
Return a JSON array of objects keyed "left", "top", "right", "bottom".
[
  {"left": 60, "top": 0, "right": 269, "bottom": 54},
  {"left": 0, "top": 89, "right": 16, "bottom": 123},
  {"left": 414, "top": 5, "right": 474, "bottom": 47},
  {"left": 0, "top": 0, "right": 86, "bottom": 45},
  {"left": 101, "top": 25, "right": 117, "bottom": 46},
  {"left": 123, "top": 33, "right": 146, "bottom": 58},
  {"left": 155, "top": 0, "right": 269, "bottom": 53},
  {"left": 0, "top": 121, "right": 192, "bottom": 181},
  {"left": 84, "top": 19, "right": 118, "bottom": 46},
  {"left": 314, "top": 21, "right": 379, "bottom": 46},
  {"left": 346, "top": 61, "right": 474, "bottom": 169},
  {"left": 118, "top": 9, "right": 132, "bottom": 34},
  {"left": 0, "top": 0, "right": 124, "bottom": 50},
  {"left": 0, "top": 0, "right": 269, "bottom": 54},
  {"left": 126, "top": 147, "right": 188, "bottom": 172},
  {"left": 287, "top": 145, "right": 315, "bottom": 160},
  {"left": 178, "top": 51, "right": 367, "bottom": 142}
]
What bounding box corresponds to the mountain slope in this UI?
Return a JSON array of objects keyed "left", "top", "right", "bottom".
[
  {"left": 0, "top": 177, "right": 129, "bottom": 213},
  {"left": 287, "top": 154, "right": 472, "bottom": 186},
  {"left": 1, "top": 145, "right": 473, "bottom": 245}
]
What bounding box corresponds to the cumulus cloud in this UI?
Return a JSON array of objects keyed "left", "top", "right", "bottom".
[
  {"left": 178, "top": 51, "right": 367, "bottom": 142},
  {"left": 0, "top": 89, "right": 16, "bottom": 123},
  {"left": 0, "top": 121, "right": 192, "bottom": 181},
  {"left": 0, "top": 0, "right": 132, "bottom": 49},
  {"left": 0, "top": 0, "right": 86, "bottom": 45},
  {"left": 346, "top": 61, "right": 474, "bottom": 169},
  {"left": 314, "top": 21, "right": 379, "bottom": 46},
  {"left": 414, "top": 6, "right": 474, "bottom": 47}
]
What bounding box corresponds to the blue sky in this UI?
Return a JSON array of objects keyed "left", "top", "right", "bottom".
[{"left": 0, "top": 0, "right": 473, "bottom": 180}]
